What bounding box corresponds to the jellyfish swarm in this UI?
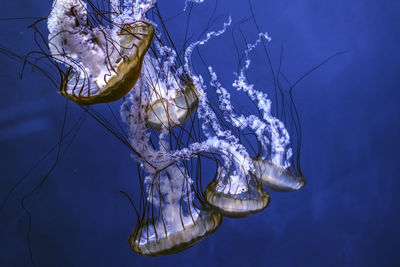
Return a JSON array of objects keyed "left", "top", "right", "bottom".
[
  {"left": 121, "top": 8, "right": 305, "bottom": 255},
  {"left": 47, "top": 0, "right": 306, "bottom": 257}
]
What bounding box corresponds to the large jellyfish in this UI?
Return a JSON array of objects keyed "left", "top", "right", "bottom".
[
  {"left": 47, "top": 0, "right": 155, "bottom": 105},
  {"left": 1, "top": 0, "right": 306, "bottom": 261}
]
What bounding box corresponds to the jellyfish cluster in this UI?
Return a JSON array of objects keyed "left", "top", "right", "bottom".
[{"left": 47, "top": 0, "right": 305, "bottom": 256}]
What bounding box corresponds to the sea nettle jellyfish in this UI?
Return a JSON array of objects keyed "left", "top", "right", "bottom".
[
  {"left": 1, "top": 0, "right": 306, "bottom": 260},
  {"left": 47, "top": 0, "right": 155, "bottom": 105}
]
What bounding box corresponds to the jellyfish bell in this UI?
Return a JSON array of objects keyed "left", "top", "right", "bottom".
[
  {"left": 128, "top": 163, "right": 222, "bottom": 257},
  {"left": 48, "top": 0, "right": 155, "bottom": 105},
  {"left": 130, "top": 189, "right": 222, "bottom": 257},
  {"left": 204, "top": 165, "right": 270, "bottom": 218},
  {"left": 145, "top": 81, "right": 199, "bottom": 130},
  {"left": 252, "top": 158, "right": 305, "bottom": 192},
  {"left": 131, "top": 207, "right": 221, "bottom": 256},
  {"left": 140, "top": 53, "right": 199, "bottom": 130}
]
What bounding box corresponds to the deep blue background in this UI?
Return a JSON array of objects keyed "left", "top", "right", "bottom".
[{"left": 1, "top": 0, "right": 399, "bottom": 266}]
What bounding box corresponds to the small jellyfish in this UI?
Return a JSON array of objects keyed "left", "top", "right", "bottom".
[
  {"left": 141, "top": 56, "right": 199, "bottom": 130},
  {"left": 48, "top": 0, "right": 154, "bottom": 105},
  {"left": 252, "top": 159, "right": 305, "bottom": 192}
]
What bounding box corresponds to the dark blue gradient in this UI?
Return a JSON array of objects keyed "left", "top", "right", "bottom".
[{"left": 0, "top": 0, "right": 399, "bottom": 266}]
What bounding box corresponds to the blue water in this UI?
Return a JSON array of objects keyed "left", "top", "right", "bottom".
[{"left": 0, "top": 0, "right": 399, "bottom": 266}]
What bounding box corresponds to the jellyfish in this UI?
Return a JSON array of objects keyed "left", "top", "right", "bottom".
[
  {"left": 141, "top": 55, "right": 199, "bottom": 130},
  {"left": 47, "top": 0, "right": 155, "bottom": 105},
  {"left": 195, "top": 32, "right": 306, "bottom": 217},
  {"left": 207, "top": 33, "right": 306, "bottom": 193},
  {"left": 0, "top": 0, "right": 307, "bottom": 262},
  {"left": 121, "top": 92, "right": 222, "bottom": 255}
]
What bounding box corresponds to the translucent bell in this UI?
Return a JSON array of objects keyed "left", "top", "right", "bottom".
[
  {"left": 252, "top": 159, "right": 306, "bottom": 192},
  {"left": 48, "top": 0, "right": 154, "bottom": 105},
  {"left": 130, "top": 207, "right": 222, "bottom": 256},
  {"left": 146, "top": 84, "right": 198, "bottom": 130},
  {"left": 60, "top": 22, "right": 154, "bottom": 105},
  {"left": 204, "top": 169, "right": 270, "bottom": 218}
]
